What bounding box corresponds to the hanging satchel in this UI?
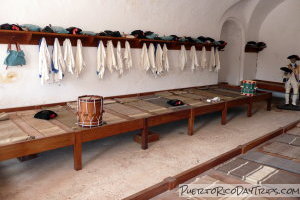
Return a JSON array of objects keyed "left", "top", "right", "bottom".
[{"left": 4, "top": 43, "right": 26, "bottom": 69}]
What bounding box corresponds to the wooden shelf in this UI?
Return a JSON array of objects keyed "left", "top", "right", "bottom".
[
  {"left": 245, "top": 45, "right": 265, "bottom": 53},
  {"left": 0, "top": 30, "right": 225, "bottom": 51}
]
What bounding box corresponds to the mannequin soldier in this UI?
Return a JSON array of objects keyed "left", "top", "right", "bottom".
[{"left": 283, "top": 55, "right": 300, "bottom": 107}]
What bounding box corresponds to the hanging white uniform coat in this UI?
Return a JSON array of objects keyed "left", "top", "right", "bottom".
[
  {"left": 155, "top": 44, "right": 163, "bottom": 75},
  {"left": 162, "top": 44, "right": 169, "bottom": 72},
  {"left": 208, "top": 46, "right": 215, "bottom": 72},
  {"left": 106, "top": 40, "right": 116, "bottom": 73},
  {"left": 200, "top": 46, "right": 207, "bottom": 69},
  {"left": 52, "top": 38, "right": 65, "bottom": 82},
  {"left": 148, "top": 43, "right": 156, "bottom": 71},
  {"left": 124, "top": 41, "right": 133, "bottom": 70},
  {"left": 63, "top": 39, "right": 75, "bottom": 74},
  {"left": 116, "top": 41, "right": 124, "bottom": 75},
  {"left": 190, "top": 46, "right": 199, "bottom": 71},
  {"left": 39, "top": 37, "right": 51, "bottom": 85},
  {"left": 179, "top": 45, "right": 187, "bottom": 71},
  {"left": 215, "top": 48, "right": 221, "bottom": 72},
  {"left": 141, "top": 43, "right": 150, "bottom": 71},
  {"left": 74, "top": 39, "right": 86, "bottom": 78},
  {"left": 96, "top": 40, "right": 106, "bottom": 79}
]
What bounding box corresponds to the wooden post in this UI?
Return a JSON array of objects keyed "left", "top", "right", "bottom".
[
  {"left": 267, "top": 98, "right": 272, "bottom": 111},
  {"left": 221, "top": 103, "right": 227, "bottom": 125},
  {"left": 188, "top": 109, "right": 195, "bottom": 136},
  {"left": 247, "top": 100, "right": 253, "bottom": 117},
  {"left": 73, "top": 132, "right": 82, "bottom": 171},
  {"left": 141, "top": 118, "right": 149, "bottom": 150}
]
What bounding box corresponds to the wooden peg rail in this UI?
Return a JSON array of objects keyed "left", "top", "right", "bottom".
[{"left": 0, "top": 30, "right": 221, "bottom": 51}]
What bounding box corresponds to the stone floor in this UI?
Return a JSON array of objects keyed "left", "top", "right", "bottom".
[{"left": 0, "top": 102, "right": 299, "bottom": 200}]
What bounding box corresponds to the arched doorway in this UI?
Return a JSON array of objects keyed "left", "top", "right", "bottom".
[{"left": 218, "top": 20, "right": 243, "bottom": 85}]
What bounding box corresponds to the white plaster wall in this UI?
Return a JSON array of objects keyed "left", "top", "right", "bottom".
[
  {"left": 219, "top": 20, "right": 243, "bottom": 85},
  {"left": 256, "top": 0, "right": 300, "bottom": 82},
  {"left": 0, "top": 0, "right": 242, "bottom": 109},
  {"left": 243, "top": 53, "right": 258, "bottom": 80}
]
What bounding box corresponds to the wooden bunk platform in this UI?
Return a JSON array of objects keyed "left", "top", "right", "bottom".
[
  {"left": 124, "top": 120, "right": 300, "bottom": 200},
  {"left": 0, "top": 84, "right": 272, "bottom": 170}
]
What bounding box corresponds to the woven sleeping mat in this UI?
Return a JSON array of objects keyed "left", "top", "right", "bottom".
[
  {"left": 216, "top": 158, "right": 263, "bottom": 180},
  {"left": 154, "top": 91, "right": 174, "bottom": 97},
  {"left": 203, "top": 89, "right": 234, "bottom": 100},
  {"left": 274, "top": 134, "right": 300, "bottom": 146},
  {"left": 125, "top": 100, "right": 171, "bottom": 114},
  {"left": 103, "top": 112, "right": 127, "bottom": 124},
  {"left": 114, "top": 97, "right": 139, "bottom": 103},
  {"left": 143, "top": 96, "right": 189, "bottom": 111},
  {"left": 262, "top": 142, "right": 300, "bottom": 160},
  {"left": 162, "top": 94, "right": 205, "bottom": 107},
  {"left": 0, "top": 120, "right": 31, "bottom": 145},
  {"left": 286, "top": 128, "right": 300, "bottom": 136},
  {"left": 211, "top": 88, "right": 243, "bottom": 98},
  {"left": 104, "top": 103, "right": 151, "bottom": 118},
  {"left": 175, "top": 92, "right": 208, "bottom": 101},
  {"left": 17, "top": 112, "right": 66, "bottom": 137},
  {"left": 262, "top": 170, "right": 300, "bottom": 184},
  {"left": 240, "top": 151, "right": 300, "bottom": 174},
  {"left": 184, "top": 88, "right": 229, "bottom": 100},
  {"left": 244, "top": 165, "right": 278, "bottom": 184}
]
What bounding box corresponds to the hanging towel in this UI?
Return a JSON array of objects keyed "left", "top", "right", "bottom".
[
  {"left": 209, "top": 46, "right": 215, "bottom": 72},
  {"left": 63, "top": 39, "right": 75, "bottom": 74},
  {"left": 155, "top": 44, "right": 163, "bottom": 74},
  {"left": 74, "top": 39, "right": 86, "bottom": 77},
  {"left": 141, "top": 43, "right": 150, "bottom": 71},
  {"left": 162, "top": 44, "right": 169, "bottom": 72},
  {"left": 148, "top": 43, "right": 156, "bottom": 71},
  {"left": 52, "top": 38, "right": 65, "bottom": 82},
  {"left": 116, "top": 41, "right": 124, "bottom": 75},
  {"left": 179, "top": 45, "right": 187, "bottom": 71},
  {"left": 200, "top": 46, "right": 207, "bottom": 69},
  {"left": 215, "top": 48, "right": 221, "bottom": 72},
  {"left": 106, "top": 40, "right": 116, "bottom": 73},
  {"left": 38, "top": 37, "right": 51, "bottom": 85},
  {"left": 124, "top": 41, "right": 132, "bottom": 69},
  {"left": 190, "top": 46, "right": 199, "bottom": 71},
  {"left": 96, "top": 40, "right": 106, "bottom": 79}
]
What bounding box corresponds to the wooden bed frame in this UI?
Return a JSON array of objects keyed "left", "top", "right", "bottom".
[
  {"left": 123, "top": 120, "right": 300, "bottom": 200},
  {"left": 0, "top": 83, "right": 272, "bottom": 171}
]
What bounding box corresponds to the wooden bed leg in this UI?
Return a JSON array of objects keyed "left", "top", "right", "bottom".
[
  {"left": 73, "top": 132, "right": 82, "bottom": 171},
  {"left": 188, "top": 109, "right": 195, "bottom": 136},
  {"left": 267, "top": 98, "right": 272, "bottom": 111},
  {"left": 141, "top": 119, "right": 149, "bottom": 150},
  {"left": 221, "top": 104, "right": 227, "bottom": 125},
  {"left": 247, "top": 101, "right": 253, "bottom": 117}
]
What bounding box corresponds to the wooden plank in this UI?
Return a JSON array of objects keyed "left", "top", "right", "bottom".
[
  {"left": 81, "top": 119, "right": 144, "bottom": 143},
  {"left": 147, "top": 109, "right": 190, "bottom": 127},
  {"left": 0, "top": 133, "right": 74, "bottom": 161},
  {"left": 193, "top": 102, "right": 224, "bottom": 115}
]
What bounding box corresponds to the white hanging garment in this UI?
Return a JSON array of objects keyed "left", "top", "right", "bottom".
[
  {"left": 96, "top": 40, "right": 106, "bottom": 79},
  {"left": 106, "top": 40, "right": 116, "bottom": 73},
  {"left": 116, "top": 41, "right": 124, "bottom": 75},
  {"left": 190, "top": 46, "right": 199, "bottom": 71},
  {"left": 74, "top": 39, "right": 86, "bottom": 78},
  {"left": 215, "top": 48, "right": 221, "bottom": 72},
  {"left": 141, "top": 43, "right": 150, "bottom": 71},
  {"left": 155, "top": 44, "right": 163, "bottom": 74},
  {"left": 124, "top": 41, "right": 133, "bottom": 69},
  {"left": 38, "top": 37, "right": 51, "bottom": 85},
  {"left": 63, "top": 39, "right": 75, "bottom": 74},
  {"left": 179, "top": 45, "right": 187, "bottom": 71},
  {"left": 208, "top": 46, "right": 215, "bottom": 72},
  {"left": 162, "top": 44, "right": 169, "bottom": 72},
  {"left": 200, "top": 46, "right": 207, "bottom": 69},
  {"left": 148, "top": 43, "right": 156, "bottom": 71},
  {"left": 52, "top": 38, "right": 65, "bottom": 82}
]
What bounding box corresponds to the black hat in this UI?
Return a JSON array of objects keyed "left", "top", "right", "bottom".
[
  {"left": 170, "top": 35, "right": 179, "bottom": 41},
  {"left": 280, "top": 67, "right": 293, "bottom": 73},
  {"left": 131, "top": 30, "right": 145, "bottom": 39},
  {"left": 197, "top": 36, "right": 206, "bottom": 42},
  {"left": 66, "top": 27, "right": 82, "bottom": 35},
  {"left": 42, "top": 25, "right": 54, "bottom": 33},
  {"left": 257, "top": 42, "right": 266, "bottom": 48},
  {"left": 287, "top": 55, "right": 300, "bottom": 60},
  {"left": 246, "top": 41, "right": 257, "bottom": 46},
  {"left": 34, "top": 110, "right": 57, "bottom": 120},
  {"left": 205, "top": 37, "right": 215, "bottom": 43},
  {"left": 167, "top": 99, "right": 185, "bottom": 106}
]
